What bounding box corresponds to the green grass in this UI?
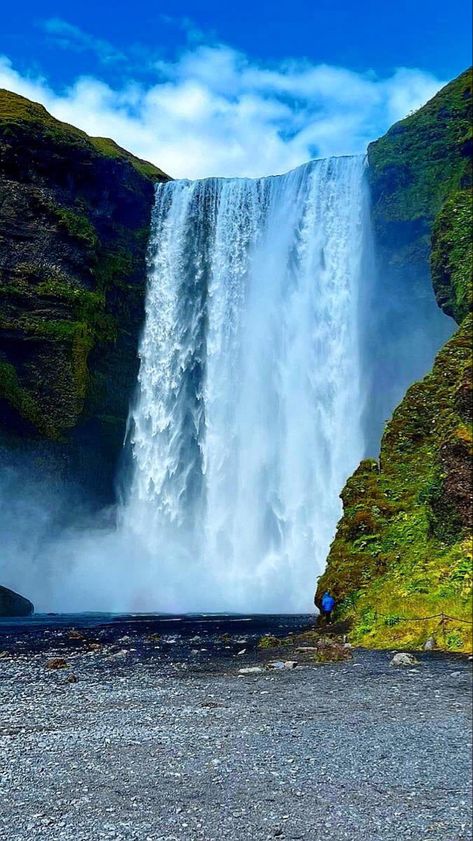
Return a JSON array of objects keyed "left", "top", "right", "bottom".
[
  {"left": 0, "top": 88, "right": 169, "bottom": 182},
  {"left": 368, "top": 67, "right": 472, "bottom": 225}
]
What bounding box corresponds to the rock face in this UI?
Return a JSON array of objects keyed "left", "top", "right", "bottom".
[
  {"left": 0, "top": 89, "right": 169, "bottom": 501},
  {"left": 0, "top": 584, "right": 33, "bottom": 616},
  {"left": 316, "top": 68, "right": 473, "bottom": 653}
]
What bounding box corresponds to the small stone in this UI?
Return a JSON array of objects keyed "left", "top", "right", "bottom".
[
  {"left": 390, "top": 652, "right": 419, "bottom": 667},
  {"left": 67, "top": 629, "right": 85, "bottom": 640},
  {"left": 423, "top": 637, "right": 436, "bottom": 651},
  {"left": 283, "top": 660, "right": 298, "bottom": 669},
  {"left": 266, "top": 661, "right": 286, "bottom": 670},
  {"left": 239, "top": 667, "right": 263, "bottom": 675},
  {"left": 66, "top": 673, "right": 78, "bottom": 683}
]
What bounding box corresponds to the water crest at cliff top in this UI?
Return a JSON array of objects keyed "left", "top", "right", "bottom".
[{"left": 121, "top": 156, "right": 368, "bottom": 613}]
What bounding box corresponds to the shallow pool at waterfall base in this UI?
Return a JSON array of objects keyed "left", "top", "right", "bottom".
[{"left": 0, "top": 612, "right": 318, "bottom": 662}]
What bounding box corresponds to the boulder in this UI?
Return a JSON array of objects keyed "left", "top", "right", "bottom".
[
  {"left": 45, "top": 658, "right": 68, "bottom": 669},
  {"left": 423, "top": 637, "right": 436, "bottom": 651},
  {"left": 390, "top": 652, "right": 419, "bottom": 667},
  {"left": 0, "top": 585, "right": 33, "bottom": 617}
]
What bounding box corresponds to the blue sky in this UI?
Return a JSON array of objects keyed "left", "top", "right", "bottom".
[{"left": 1, "top": 2, "right": 471, "bottom": 177}]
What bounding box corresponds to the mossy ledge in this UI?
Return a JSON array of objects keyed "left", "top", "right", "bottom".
[
  {"left": 317, "top": 68, "right": 473, "bottom": 653},
  {"left": 0, "top": 88, "right": 169, "bottom": 498}
]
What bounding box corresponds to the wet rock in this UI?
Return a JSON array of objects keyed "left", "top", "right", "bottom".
[
  {"left": 390, "top": 652, "right": 419, "bottom": 667},
  {"left": 66, "top": 673, "right": 78, "bottom": 683},
  {"left": 312, "top": 642, "right": 353, "bottom": 663},
  {"left": 266, "top": 660, "right": 298, "bottom": 671},
  {"left": 67, "top": 629, "right": 85, "bottom": 640},
  {"left": 45, "top": 658, "right": 68, "bottom": 670},
  {"left": 0, "top": 585, "right": 33, "bottom": 617}
]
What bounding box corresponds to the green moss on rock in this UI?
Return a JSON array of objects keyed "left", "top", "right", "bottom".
[
  {"left": 318, "top": 68, "right": 473, "bottom": 653},
  {"left": 0, "top": 360, "right": 46, "bottom": 434},
  {"left": 431, "top": 189, "right": 473, "bottom": 323},
  {"left": 368, "top": 67, "right": 472, "bottom": 227}
]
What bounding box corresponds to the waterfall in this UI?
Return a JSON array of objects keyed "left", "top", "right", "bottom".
[{"left": 122, "top": 156, "right": 368, "bottom": 612}]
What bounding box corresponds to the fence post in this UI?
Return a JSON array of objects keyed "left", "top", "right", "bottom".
[{"left": 440, "top": 612, "right": 447, "bottom": 646}]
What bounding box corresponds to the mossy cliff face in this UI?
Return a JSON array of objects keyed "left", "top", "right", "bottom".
[
  {"left": 367, "top": 66, "right": 472, "bottom": 275},
  {"left": 0, "top": 89, "right": 169, "bottom": 498},
  {"left": 317, "top": 68, "right": 473, "bottom": 652},
  {"left": 361, "top": 68, "right": 472, "bottom": 453}
]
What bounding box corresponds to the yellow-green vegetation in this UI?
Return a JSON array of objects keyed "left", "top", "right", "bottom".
[
  {"left": 48, "top": 206, "right": 99, "bottom": 251},
  {"left": 318, "top": 68, "right": 473, "bottom": 653},
  {"left": 89, "top": 137, "right": 167, "bottom": 180}
]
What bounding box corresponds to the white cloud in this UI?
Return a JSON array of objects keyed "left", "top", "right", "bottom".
[
  {"left": 42, "top": 18, "right": 126, "bottom": 65},
  {"left": 0, "top": 44, "right": 445, "bottom": 179}
]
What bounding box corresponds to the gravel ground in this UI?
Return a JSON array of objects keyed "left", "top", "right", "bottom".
[{"left": 0, "top": 618, "right": 471, "bottom": 841}]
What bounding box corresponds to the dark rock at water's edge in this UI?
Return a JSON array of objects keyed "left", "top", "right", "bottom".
[
  {"left": 0, "top": 584, "right": 33, "bottom": 616},
  {"left": 0, "top": 89, "right": 169, "bottom": 504}
]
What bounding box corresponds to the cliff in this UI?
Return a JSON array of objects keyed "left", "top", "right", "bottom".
[
  {"left": 316, "top": 68, "right": 472, "bottom": 652},
  {"left": 0, "top": 90, "right": 169, "bottom": 500}
]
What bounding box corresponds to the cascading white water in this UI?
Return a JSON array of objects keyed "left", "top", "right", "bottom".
[{"left": 122, "top": 156, "right": 368, "bottom": 612}]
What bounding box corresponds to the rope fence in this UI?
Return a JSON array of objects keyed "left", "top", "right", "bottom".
[{"left": 373, "top": 611, "right": 473, "bottom": 626}]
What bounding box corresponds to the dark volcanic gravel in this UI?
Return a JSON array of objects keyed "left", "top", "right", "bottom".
[{"left": 0, "top": 615, "right": 471, "bottom": 841}]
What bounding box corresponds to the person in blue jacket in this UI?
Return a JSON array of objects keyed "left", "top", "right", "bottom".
[{"left": 320, "top": 591, "right": 335, "bottom": 624}]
